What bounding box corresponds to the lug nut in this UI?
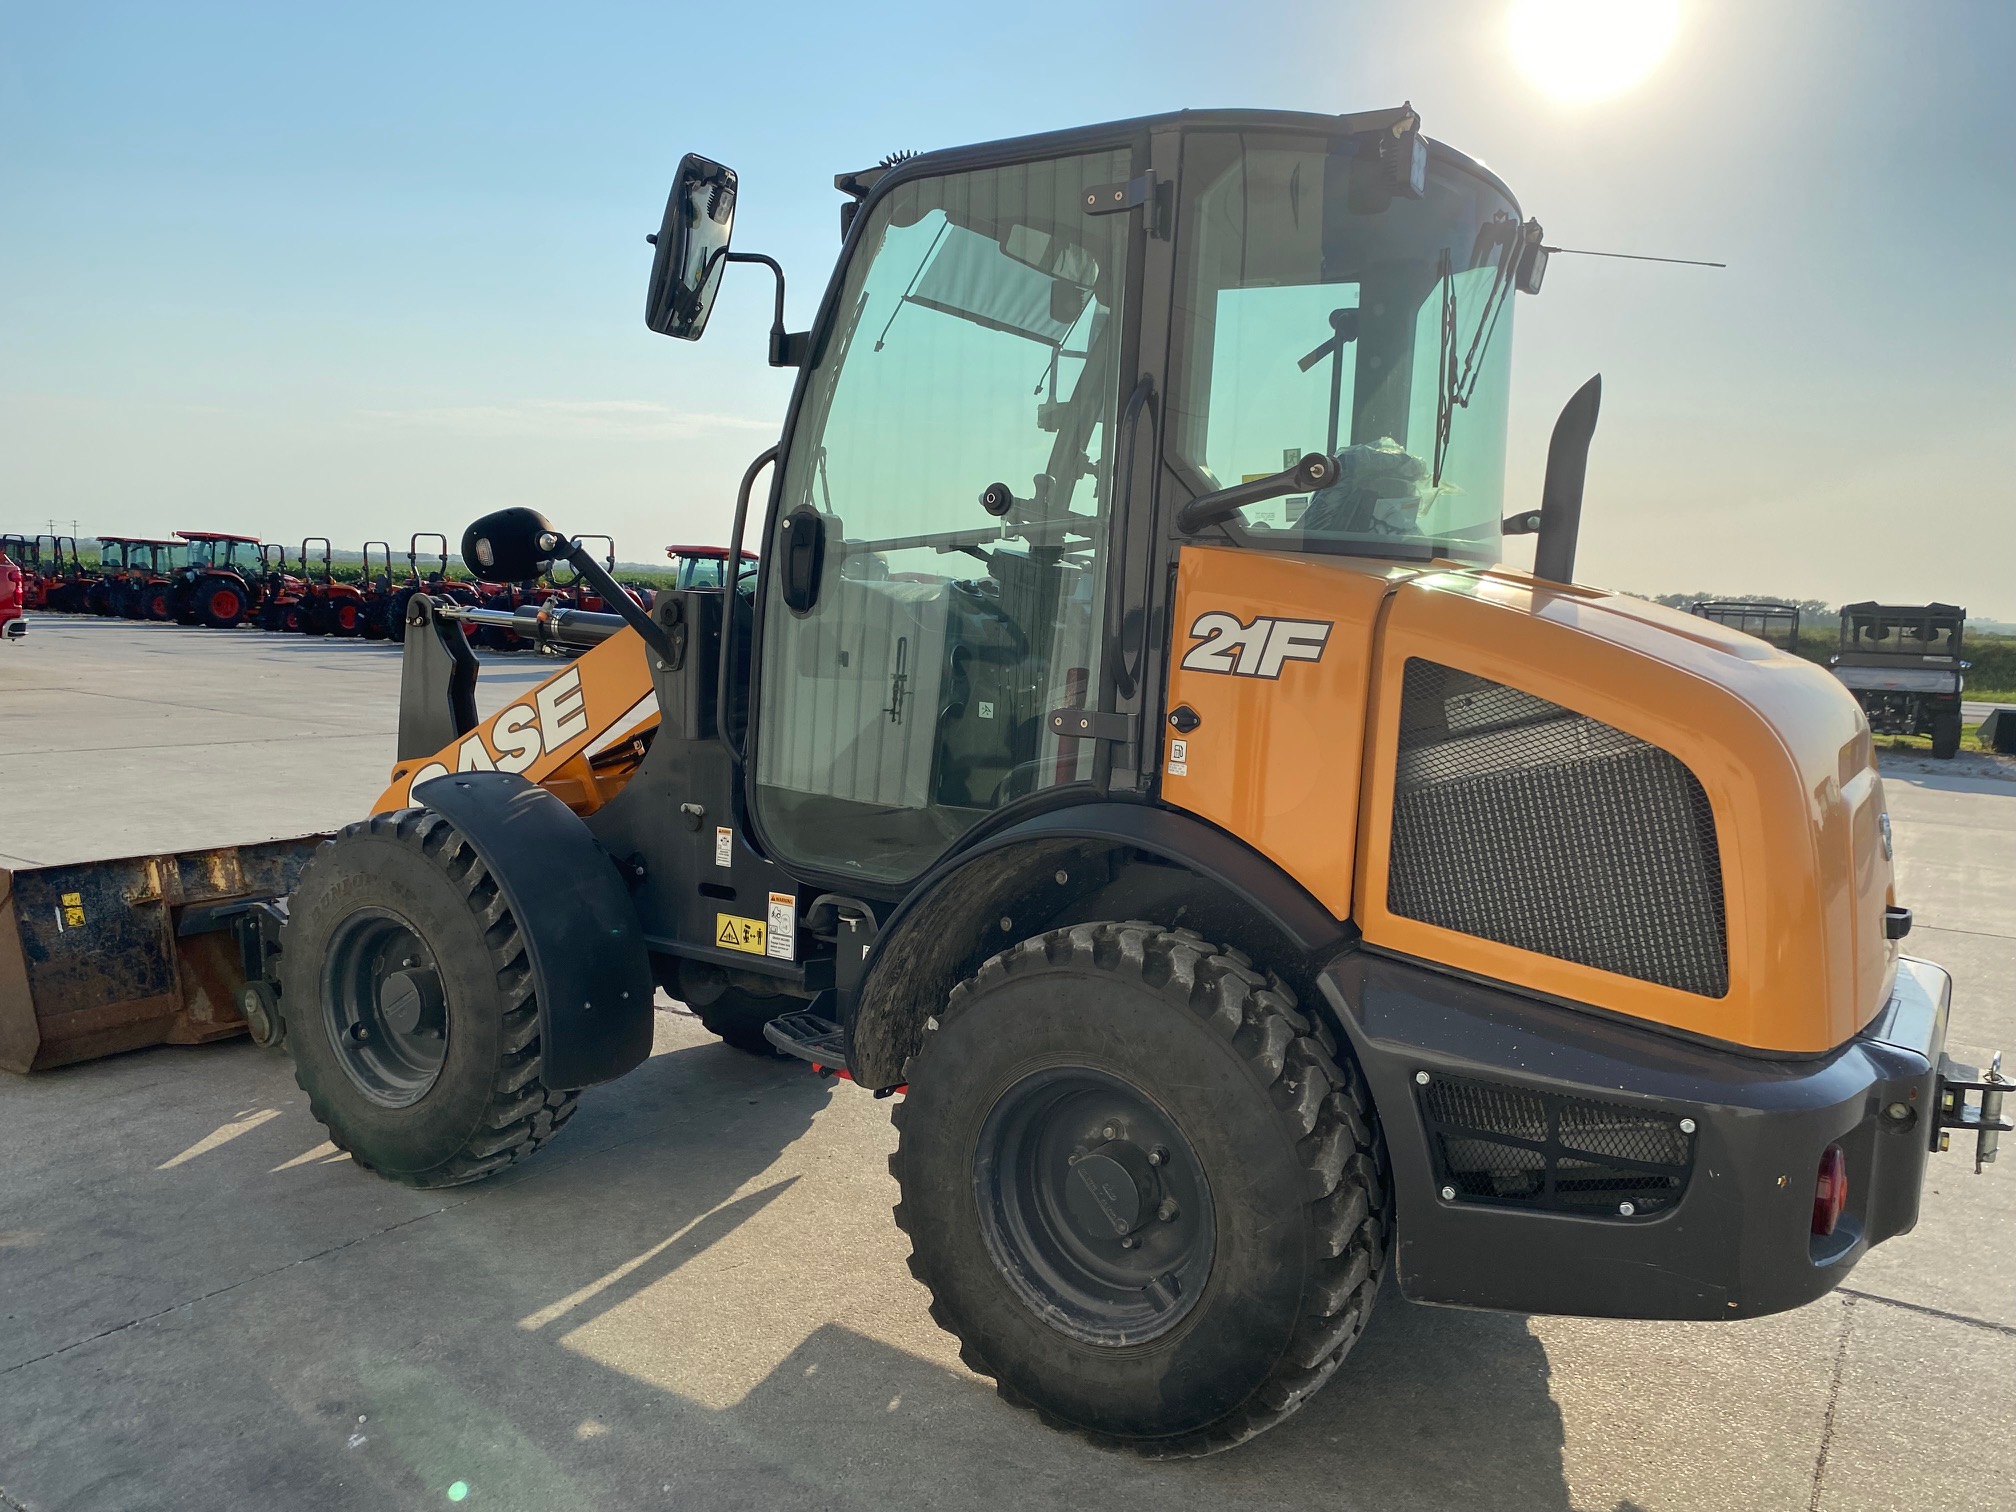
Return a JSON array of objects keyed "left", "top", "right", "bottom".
[
  {"left": 1147, "top": 1146, "right": 1168, "bottom": 1167},
  {"left": 349, "top": 1024, "right": 369, "bottom": 1042},
  {"left": 1101, "top": 1123, "right": 1119, "bottom": 1141},
  {"left": 1156, "top": 1198, "right": 1179, "bottom": 1222},
  {"left": 1119, "top": 1235, "right": 1138, "bottom": 1249}
]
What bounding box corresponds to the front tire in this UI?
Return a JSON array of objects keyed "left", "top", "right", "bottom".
[
  {"left": 278, "top": 809, "right": 579, "bottom": 1187},
  {"left": 893, "top": 922, "right": 1389, "bottom": 1457}
]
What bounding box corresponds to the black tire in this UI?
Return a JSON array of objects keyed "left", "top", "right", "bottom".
[
  {"left": 892, "top": 921, "right": 1389, "bottom": 1457},
  {"left": 1931, "top": 707, "right": 1962, "bottom": 760},
  {"left": 278, "top": 809, "right": 579, "bottom": 1187},
  {"left": 200, "top": 581, "right": 246, "bottom": 629},
  {"left": 690, "top": 983, "right": 789, "bottom": 1055}
]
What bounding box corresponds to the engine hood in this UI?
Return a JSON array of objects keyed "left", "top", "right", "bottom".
[{"left": 1353, "top": 564, "right": 1894, "bottom": 1056}]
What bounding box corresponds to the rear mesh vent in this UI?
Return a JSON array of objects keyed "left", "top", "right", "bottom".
[
  {"left": 1389, "top": 659, "right": 1728, "bottom": 997},
  {"left": 1419, "top": 1073, "right": 1693, "bottom": 1216}
]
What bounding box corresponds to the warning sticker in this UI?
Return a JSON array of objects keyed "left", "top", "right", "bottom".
[
  {"left": 714, "top": 826, "right": 733, "bottom": 868},
  {"left": 59, "top": 891, "right": 85, "bottom": 928},
  {"left": 766, "top": 892, "right": 796, "bottom": 961},
  {"left": 715, "top": 913, "right": 766, "bottom": 955},
  {"left": 1167, "top": 737, "right": 1188, "bottom": 778}
]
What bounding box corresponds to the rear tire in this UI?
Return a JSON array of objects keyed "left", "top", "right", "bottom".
[
  {"left": 689, "top": 983, "right": 789, "bottom": 1055},
  {"left": 278, "top": 809, "right": 580, "bottom": 1187},
  {"left": 201, "top": 583, "right": 245, "bottom": 629},
  {"left": 893, "top": 921, "right": 1389, "bottom": 1457},
  {"left": 1931, "top": 707, "right": 1962, "bottom": 760}
]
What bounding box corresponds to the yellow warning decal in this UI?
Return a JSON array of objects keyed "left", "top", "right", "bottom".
[
  {"left": 715, "top": 913, "right": 767, "bottom": 956},
  {"left": 60, "top": 891, "right": 86, "bottom": 928}
]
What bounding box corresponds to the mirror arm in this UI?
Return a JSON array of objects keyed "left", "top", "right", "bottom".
[
  {"left": 538, "top": 533, "right": 672, "bottom": 660},
  {"left": 1175, "top": 452, "right": 1334, "bottom": 535},
  {"left": 725, "top": 252, "right": 811, "bottom": 367}
]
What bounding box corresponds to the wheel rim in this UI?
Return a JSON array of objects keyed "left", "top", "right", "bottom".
[
  {"left": 974, "top": 1065, "right": 1216, "bottom": 1346},
  {"left": 322, "top": 908, "right": 449, "bottom": 1107},
  {"left": 211, "top": 589, "right": 240, "bottom": 620}
]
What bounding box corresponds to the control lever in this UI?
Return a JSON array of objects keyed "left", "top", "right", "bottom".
[{"left": 1176, "top": 452, "right": 1333, "bottom": 535}]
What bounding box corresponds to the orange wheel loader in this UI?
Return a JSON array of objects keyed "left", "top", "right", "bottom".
[{"left": 2, "top": 107, "right": 2004, "bottom": 1460}]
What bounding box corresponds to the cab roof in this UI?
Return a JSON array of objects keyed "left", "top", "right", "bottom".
[{"left": 845, "top": 105, "right": 1520, "bottom": 224}]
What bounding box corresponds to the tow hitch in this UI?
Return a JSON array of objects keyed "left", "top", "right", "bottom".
[{"left": 1937, "top": 1051, "right": 2011, "bottom": 1172}]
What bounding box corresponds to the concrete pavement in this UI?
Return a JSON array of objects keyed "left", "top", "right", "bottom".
[{"left": 2, "top": 618, "right": 2011, "bottom": 1512}]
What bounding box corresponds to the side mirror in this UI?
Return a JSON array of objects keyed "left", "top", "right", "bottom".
[
  {"left": 462, "top": 507, "right": 560, "bottom": 584},
  {"left": 646, "top": 153, "right": 738, "bottom": 340}
]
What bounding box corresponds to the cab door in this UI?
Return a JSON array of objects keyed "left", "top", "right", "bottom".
[{"left": 749, "top": 147, "right": 1139, "bottom": 887}]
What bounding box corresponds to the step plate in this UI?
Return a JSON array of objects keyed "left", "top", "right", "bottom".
[{"left": 763, "top": 1010, "right": 850, "bottom": 1074}]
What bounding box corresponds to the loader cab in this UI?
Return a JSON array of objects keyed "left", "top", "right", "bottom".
[{"left": 648, "top": 109, "right": 1540, "bottom": 892}]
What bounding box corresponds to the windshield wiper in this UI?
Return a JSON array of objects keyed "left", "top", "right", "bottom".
[{"left": 1432, "top": 228, "right": 1519, "bottom": 486}]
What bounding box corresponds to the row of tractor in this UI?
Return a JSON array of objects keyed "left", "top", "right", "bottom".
[{"left": 1, "top": 530, "right": 745, "bottom": 649}]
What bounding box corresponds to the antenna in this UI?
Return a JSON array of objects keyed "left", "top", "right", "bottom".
[{"left": 1541, "top": 246, "right": 1726, "bottom": 269}]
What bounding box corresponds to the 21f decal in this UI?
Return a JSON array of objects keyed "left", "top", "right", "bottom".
[{"left": 1180, "top": 612, "right": 1333, "bottom": 678}]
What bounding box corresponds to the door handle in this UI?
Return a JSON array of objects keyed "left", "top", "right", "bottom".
[{"left": 779, "top": 504, "right": 827, "bottom": 614}]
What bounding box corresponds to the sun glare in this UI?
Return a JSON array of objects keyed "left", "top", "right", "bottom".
[{"left": 1509, "top": 0, "right": 1681, "bottom": 104}]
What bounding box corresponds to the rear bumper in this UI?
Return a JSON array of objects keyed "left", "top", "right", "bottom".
[{"left": 1321, "top": 952, "right": 1950, "bottom": 1321}]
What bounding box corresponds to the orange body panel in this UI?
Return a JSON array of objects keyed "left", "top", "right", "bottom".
[
  {"left": 1162, "top": 547, "right": 1893, "bottom": 1056},
  {"left": 1354, "top": 569, "right": 1894, "bottom": 1055},
  {"left": 373, "top": 629, "right": 661, "bottom": 815},
  {"left": 1161, "top": 546, "right": 1405, "bottom": 917}
]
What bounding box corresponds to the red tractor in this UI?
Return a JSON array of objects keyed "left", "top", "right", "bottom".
[
  {"left": 357, "top": 541, "right": 396, "bottom": 640},
  {"left": 35, "top": 537, "right": 91, "bottom": 613},
  {"left": 294, "top": 538, "right": 368, "bottom": 637},
  {"left": 170, "top": 531, "right": 269, "bottom": 628},
  {"left": 118, "top": 539, "right": 185, "bottom": 621},
  {"left": 257, "top": 544, "right": 308, "bottom": 632},
  {"left": 665, "top": 541, "right": 757, "bottom": 592},
  {"left": 381, "top": 532, "right": 477, "bottom": 642},
  {"left": 87, "top": 538, "right": 160, "bottom": 618}
]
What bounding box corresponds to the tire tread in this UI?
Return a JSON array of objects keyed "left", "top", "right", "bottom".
[
  {"left": 892, "top": 919, "right": 1391, "bottom": 1459},
  {"left": 279, "top": 808, "right": 579, "bottom": 1188}
]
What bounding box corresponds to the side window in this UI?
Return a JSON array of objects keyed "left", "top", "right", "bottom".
[{"left": 754, "top": 150, "right": 1133, "bottom": 885}]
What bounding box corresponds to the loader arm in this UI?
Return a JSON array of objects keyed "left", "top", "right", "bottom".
[{"left": 376, "top": 596, "right": 664, "bottom": 818}]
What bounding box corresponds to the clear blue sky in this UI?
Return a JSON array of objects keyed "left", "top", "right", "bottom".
[{"left": 3, "top": 0, "right": 2011, "bottom": 615}]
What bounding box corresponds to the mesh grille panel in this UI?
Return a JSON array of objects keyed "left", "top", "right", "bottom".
[
  {"left": 1389, "top": 659, "right": 1729, "bottom": 997},
  {"left": 1420, "top": 1073, "right": 1694, "bottom": 1216}
]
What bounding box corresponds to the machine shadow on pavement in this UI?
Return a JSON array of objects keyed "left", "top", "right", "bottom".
[{"left": 0, "top": 1019, "right": 1578, "bottom": 1512}]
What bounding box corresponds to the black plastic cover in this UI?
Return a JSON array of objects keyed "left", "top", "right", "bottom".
[
  {"left": 414, "top": 770, "right": 654, "bottom": 1090},
  {"left": 1323, "top": 950, "right": 1950, "bottom": 1321}
]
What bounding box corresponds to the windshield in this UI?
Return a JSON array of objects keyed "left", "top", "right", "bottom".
[{"left": 1168, "top": 133, "right": 1521, "bottom": 564}]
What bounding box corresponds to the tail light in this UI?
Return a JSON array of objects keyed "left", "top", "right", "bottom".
[{"left": 1812, "top": 1144, "right": 1848, "bottom": 1236}]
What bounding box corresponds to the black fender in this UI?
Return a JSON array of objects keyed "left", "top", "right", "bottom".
[
  {"left": 847, "top": 800, "right": 1356, "bottom": 1089},
  {"left": 414, "top": 770, "right": 653, "bottom": 1089}
]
